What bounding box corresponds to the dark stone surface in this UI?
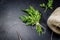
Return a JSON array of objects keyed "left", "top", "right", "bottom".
[{"left": 0, "top": 0, "right": 60, "bottom": 40}]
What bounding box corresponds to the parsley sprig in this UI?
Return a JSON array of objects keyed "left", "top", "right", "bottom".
[{"left": 40, "top": 0, "right": 53, "bottom": 12}]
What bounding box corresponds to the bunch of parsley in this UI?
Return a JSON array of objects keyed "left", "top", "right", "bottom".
[{"left": 19, "top": 6, "right": 42, "bottom": 35}]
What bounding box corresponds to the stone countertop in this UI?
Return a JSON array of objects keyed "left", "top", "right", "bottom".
[{"left": 0, "top": 0, "right": 60, "bottom": 40}]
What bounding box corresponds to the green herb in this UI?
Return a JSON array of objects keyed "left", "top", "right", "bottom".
[
  {"left": 40, "top": 0, "right": 53, "bottom": 12},
  {"left": 19, "top": 6, "right": 42, "bottom": 35},
  {"left": 40, "top": 3, "right": 46, "bottom": 8}
]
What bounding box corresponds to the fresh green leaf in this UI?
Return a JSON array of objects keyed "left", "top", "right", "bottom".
[
  {"left": 47, "top": 0, "right": 53, "bottom": 9},
  {"left": 40, "top": 3, "right": 46, "bottom": 7}
]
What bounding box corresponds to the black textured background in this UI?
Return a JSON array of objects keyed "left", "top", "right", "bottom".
[{"left": 0, "top": 0, "right": 60, "bottom": 40}]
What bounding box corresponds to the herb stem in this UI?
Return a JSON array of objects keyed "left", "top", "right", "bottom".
[
  {"left": 36, "top": 22, "right": 46, "bottom": 35},
  {"left": 44, "top": 6, "right": 48, "bottom": 13}
]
